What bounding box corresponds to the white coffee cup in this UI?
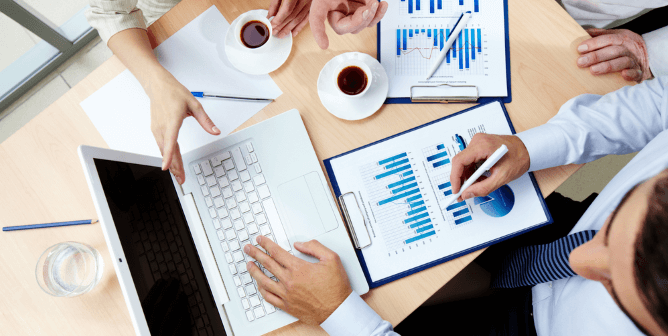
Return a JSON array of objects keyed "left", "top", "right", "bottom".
[
  {"left": 333, "top": 54, "right": 373, "bottom": 98},
  {"left": 234, "top": 12, "right": 273, "bottom": 52}
]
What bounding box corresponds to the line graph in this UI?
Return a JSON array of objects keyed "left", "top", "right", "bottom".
[{"left": 396, "top": 27, "right": 484, "bottom": 76}]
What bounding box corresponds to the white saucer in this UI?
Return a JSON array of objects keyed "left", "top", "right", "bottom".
[
  {"left": 225, "top": 9, "right": 292, "bottom": 75},
  {"left": 317, "top": 52, "right": 389, "bottom": 120}
]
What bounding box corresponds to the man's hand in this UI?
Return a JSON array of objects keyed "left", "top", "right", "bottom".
[
  {"left": 450, "top": 134, "right": 530, "bottom": 201},
  {"left": 577, "top": 28, "right": 653, "bottom": 83},
  {"left": 146, "top": 69, "right": 220, "bottom": 184},
  {"left": 310, "top": 0, "right": 389, "bottom": 49},
  {"left": 243, "top": 236, "right": 352, "bottom": 325},
  {"left": 267, "top": 0, "right": 313, "bottom": 38}
]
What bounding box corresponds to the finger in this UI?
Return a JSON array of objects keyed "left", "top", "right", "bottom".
[
  {"left": 169, "top": 143, "right": 186, "bottom": 184},
  {"left": 577, "top": 45, "right": 629, "bottom": 68},
  {"left": 276, "top": 3, "right": 309, "bottom": 38},
  {"left": 271, "top": 0, "right": 297, "bottom": 28},
  {"left": 243, "top": 243, "right": 285, "bottom": 278},
  {"left": 458, "top": 168, "right": 506, "bottom": 200},
  {"left": 351, "top": 1, "right": 379, "bottom": 34},
  {"left": 257, "top": 235, "right": 297, "bottom": 268},
  {"left": 577, "top": 33, "right": 623, "bottom": 54},
  {"left": 589, "top": 56, "right": 636, "bottom": 75},
  {"left": 247, "top": 260, "right": 285, "bottom": 296},
  {"left": 292, "top": 15, "right": 309, "bottom": 37},
  {"left": 367, "top": 1, "right": 388, "bottom": 27},
  {"left": 258, "top": 287, "right": 286, "bottom": 310},
  {"left": 621, "top": 68, "right": 644, "bottom": 82},
  {"left": 267, "top": 0, "right": 282, "bottom": 18},
  {"left": 449, "top": 145, "right": 494, "bottom": 193},
  {"left": 187, "top": 99, "right": 220, "bottom": 135},
  {"left": 294, "top": 239, "right": 338, "bottom": 262},
  {"left": 160, "top": 121, "right": 183, "bottom": 171},
  {"left": 309, "top": 0, "right": 330, "bottom": 49},
  {"left": 585, "top": 28, "right": 610, "bottom": 37},
  {"left": 273, "top": 1, "right": 305, "bottom": 34},
  {"left": 329, "top": 2, "right": 375, "bottom": 35}
]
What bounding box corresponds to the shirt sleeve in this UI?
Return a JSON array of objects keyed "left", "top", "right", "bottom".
[
  {"left": 516, "top": 76, "right": 668, "bottom": 172},
  {"left": 85, "top": 0, "right": 146, "bottom": 44},
  {"left": 643, "top": 26, "right": 668, "bottom": 78},
  {"left": 320, "top": 291, "right": 400, "bottom": 336}
]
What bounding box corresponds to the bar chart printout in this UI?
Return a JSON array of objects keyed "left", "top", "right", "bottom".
[
  {"left": 326, "top": 102, "right": 550, "bottom": 284},
  {"left": 382, "top": 0, "right": 508, "bottom": 98},
  {"left": 371, "top": 153, "right": 436, "bottom": 248}
]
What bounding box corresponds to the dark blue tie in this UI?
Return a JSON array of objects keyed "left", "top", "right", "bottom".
[{"left": 491, "top": 230, "right": 598, "bottom": 288}]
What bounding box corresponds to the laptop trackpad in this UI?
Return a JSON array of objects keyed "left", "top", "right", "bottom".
[{"left": 278, "top": 172, "right": 338, "bottom": 244}]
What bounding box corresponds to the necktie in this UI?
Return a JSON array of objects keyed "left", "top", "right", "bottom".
[{"left": 491, "top": 230, "right": 598, "bottom": 288}]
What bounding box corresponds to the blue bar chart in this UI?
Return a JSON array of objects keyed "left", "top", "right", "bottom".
[
  {"left": 401, "top": 0, "right": 480, "bottom": 16},
  {"left": 424, "top": 143, "right": 451, "bottom": 169},
  {"left": 395, "top": 27, "right": 483, "bottom": 76},
  {"left": 359, "top": 152, "right": 438, "bottom": 249}
]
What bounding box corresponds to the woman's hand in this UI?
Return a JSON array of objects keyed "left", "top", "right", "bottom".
[{"left": 144, "top": 69, "right": 220, "bottom": 184}]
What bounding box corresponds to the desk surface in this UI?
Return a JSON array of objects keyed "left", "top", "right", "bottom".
[{"left": 0, "top": 0, "right": 629, "bottom": 334}]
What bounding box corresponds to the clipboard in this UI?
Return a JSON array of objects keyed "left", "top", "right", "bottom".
[
  {"left": 377, "top": 0, "right": 512, "bottom": 104},
  {"left": 323, "top": 101, "right": 552, "bottom": 288}
]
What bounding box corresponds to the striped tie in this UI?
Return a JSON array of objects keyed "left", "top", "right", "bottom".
[{"left": 491, "top": 230, "right": 598, "bottom": 288}]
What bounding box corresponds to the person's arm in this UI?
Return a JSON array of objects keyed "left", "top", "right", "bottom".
[
  {"left": 643, "top": 26, "right": 668, "bottom": 77},
  {"left": 449, "top": 77, "right": 668, "bottom": 200},
  {"left": 243, "top": 236, "right": 399, "bottom": 336},
  {"left": 86, "top": 0, "right": 220, "bottom": 183}
]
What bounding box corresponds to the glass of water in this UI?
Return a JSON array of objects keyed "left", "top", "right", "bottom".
[{"left": 35, "top": 242, "right": 104, "bottom": 297}]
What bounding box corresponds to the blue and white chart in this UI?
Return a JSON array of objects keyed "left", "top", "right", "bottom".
[
  {"left": 326, "top": 102, "right": 549, "bottom": 284},
  {"left": 380, "top": 0, "right": 508, "bottom": 98}
]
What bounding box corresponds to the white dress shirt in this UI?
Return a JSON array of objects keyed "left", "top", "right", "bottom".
[
  {"left": 322, "top": 77, "right": 668, "bottom": 335},
  {"left": 559, "top": 0, "right": 668, "bottom": 77}
]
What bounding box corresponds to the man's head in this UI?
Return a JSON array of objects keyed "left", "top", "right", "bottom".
[{"left": 570, "top": 169, "right": 668, "bottom": 336}]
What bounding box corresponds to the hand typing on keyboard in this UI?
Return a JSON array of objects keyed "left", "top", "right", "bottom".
[{"left": 243, "top": 236, "right": 352, "bottom": 325}]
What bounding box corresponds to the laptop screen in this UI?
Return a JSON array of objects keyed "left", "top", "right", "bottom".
[{"left": 94, "top": 158, "right": 226, "bottom": 336}]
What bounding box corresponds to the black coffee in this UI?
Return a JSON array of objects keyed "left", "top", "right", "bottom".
[
  {"left": 241, "top": 20, "right": 270, "bottom": 48},
  {"left": 337, "top": 66, "right": 368, "bottom": 95}
]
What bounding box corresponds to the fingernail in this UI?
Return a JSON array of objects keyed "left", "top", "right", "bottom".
[
  {"left": 247, "top": 261, "right": 254, "bottom": 269},
  {"left": 212, "top": 126, "right": 220, "bottom": 134},
  {"left": 256, "top": 235, "right": 262, "bottom": 243},
  {"left": 362, "top": 10, "right": 370, "bottom": 20},
  {"left": 372, "top": 2, "right": 379, "bottom": 10},
  {"left": 591, "top": 64, "right": 604, "bottom": 73},
  {"left": 577, "top": 44, "right": 588, "bottom": 52},
  {"left": 161, "top": 161, "right": 167, "bottom": 170},
  {"left": 176, "top": 176, "right": 183, "bottom": 184},
  {"left": 637, "top": 69, "right": 643, "bottom": 77},
  {"left": 244, "top": 244, "right": 250, "bottom": 253},
  {"left": 294, "top": 242, "right": 302, "bottom": 248},
  {"left": 463, "top": 192, "right": 475, "bottom": 200},
  {"left": 577, "top": 56, "right": 588, "bottom": 66}
]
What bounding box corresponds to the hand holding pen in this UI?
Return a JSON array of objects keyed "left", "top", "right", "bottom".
[{"left": 448, "top": 134, "right": 530, "bottom": 204}]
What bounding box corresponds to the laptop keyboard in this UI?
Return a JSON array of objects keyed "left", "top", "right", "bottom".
[{"left": 192, "top": 142, "right": 291, "bottom": 322}]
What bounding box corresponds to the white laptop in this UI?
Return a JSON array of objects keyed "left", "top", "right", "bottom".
[{"left": 79, "top": 109, "right": 369, "bottom": 336}]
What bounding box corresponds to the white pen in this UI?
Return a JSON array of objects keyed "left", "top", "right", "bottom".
[
  {"left": 442, "top": 144, "right": 509, "bottom": 208},
  {"left": 426, "top": 11, "right": 472, "bottom": 80}
]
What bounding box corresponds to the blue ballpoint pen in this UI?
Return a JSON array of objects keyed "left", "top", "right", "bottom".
[
  {"left": 3, "top": 219, "right": 99, "bottom": 232},
  {"left": 191, "top": 91, "right": 274, "bottom": 102}
]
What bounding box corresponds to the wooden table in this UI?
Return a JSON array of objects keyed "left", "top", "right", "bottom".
[{"left": 0, "top": 0, "right": 628, "bottom": 334}]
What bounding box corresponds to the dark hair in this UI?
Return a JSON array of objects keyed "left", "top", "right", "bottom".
[{"left": 635, "top": 170, "right": 668, "bottom": 334}]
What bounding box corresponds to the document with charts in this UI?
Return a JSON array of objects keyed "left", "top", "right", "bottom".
[
  {"left": 324, "top": 101, "right": 551, "bottom": 286},
  {"left": 379, "top": 0, "right": 509, "bottom": 99}
]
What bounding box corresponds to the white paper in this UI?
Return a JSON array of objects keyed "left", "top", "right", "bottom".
[
  {"left": 380, "top": 0, "right": 508, "bottom": 98},
  {"left": 81, "top": 6, "right": 282, "bottom": 157},
  {"left": 329, "top": 101, "right": 548, "bottom": 283}
]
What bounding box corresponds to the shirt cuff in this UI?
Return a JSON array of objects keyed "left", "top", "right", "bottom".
[
  {"left": 320, "top": 291, "right": 384, "bottom": 336},
  {"left": 643, "top": 26, "right": 668, "bottom": 78},
  {"left": 516, "top": 124, "right": 570, "bottom": 172},
  {"left": 85, "top": 7, "right": 147, "bottom": 43}
]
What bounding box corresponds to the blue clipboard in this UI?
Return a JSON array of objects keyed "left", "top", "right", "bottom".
[
  {"left": 377, "top": 0, "right": 512, "bottom": 104},
  {"left": 323, "top": 100, "right": 552, "bottom": 288}
]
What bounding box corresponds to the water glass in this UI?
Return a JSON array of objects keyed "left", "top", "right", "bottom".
[{"left": 35, "top": 242, "right": 104, "bottom": 297}]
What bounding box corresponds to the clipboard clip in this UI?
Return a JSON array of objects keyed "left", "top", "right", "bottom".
[
  {"left": 410, "top": 83, "right": 479, "bottom": 103},
  {"left": 338, "top": 192, "right": 372, "bottom": 249}
]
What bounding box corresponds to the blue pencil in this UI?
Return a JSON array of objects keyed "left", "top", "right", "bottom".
[{"left": 2, "top": 219, "right": 98, "bottom": 232}]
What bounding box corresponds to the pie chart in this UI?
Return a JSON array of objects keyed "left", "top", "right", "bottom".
[{"left": 473, "top": 185, "right": 515, "bottom": 217}]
